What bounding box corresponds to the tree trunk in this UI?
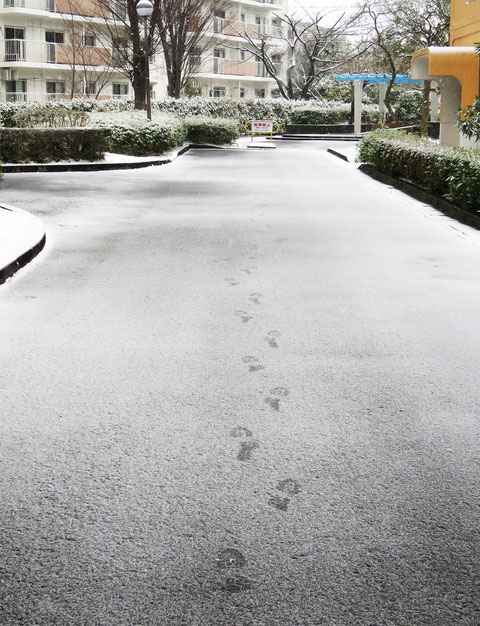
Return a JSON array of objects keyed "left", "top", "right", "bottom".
[
  {"left": 133, "top": 58, "right": 147, "bottom": 110},
  {"left": 421, "top": 79, "right": 431, "bottom": 137},
  {"left": 384, "top": 75, "right": 396, "bottom": 122}
]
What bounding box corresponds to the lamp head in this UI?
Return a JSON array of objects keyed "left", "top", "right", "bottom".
[{"left": 136, "top": 0, "right": 153, "bottom": 17}]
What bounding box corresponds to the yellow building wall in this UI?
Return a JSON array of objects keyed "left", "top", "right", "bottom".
[{"left": 451, "top": 0, "right": 480, "bottom": 46}]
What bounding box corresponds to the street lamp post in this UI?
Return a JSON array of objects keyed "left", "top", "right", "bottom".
[{"left": 136, "top": 0, "right": 153, "bottom": 120}]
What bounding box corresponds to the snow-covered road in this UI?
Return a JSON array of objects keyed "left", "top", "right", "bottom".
[{"left": 1, "top": 142, "right": 480, "bottom": 624}]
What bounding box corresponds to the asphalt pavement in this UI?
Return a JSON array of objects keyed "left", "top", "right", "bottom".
[{"left": 1, "top": 141, "right": 480, "bottom": 625}]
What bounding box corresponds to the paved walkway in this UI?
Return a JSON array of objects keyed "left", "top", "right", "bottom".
[{"left": 1, "top": 143, "right": 480, "bottom": 624}]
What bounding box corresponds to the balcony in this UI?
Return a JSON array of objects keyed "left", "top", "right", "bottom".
[
  {"left": 3, "top": 39, "right": 112, "bottom": 66},
  {"left": 212, "top": 17, "right": 281, "bottom": 39},
  {"left": 1, "top": 0, "right": 113, "bottom": 17},
  {"left": 211, "top": 57, "right": 269, "bottom": 78}
]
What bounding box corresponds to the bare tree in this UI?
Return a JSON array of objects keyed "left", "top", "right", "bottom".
[
  {"left": 154, "top": 0, "right": 225, "bottom": 98},
  {"left": 231, "top": 8, "right": 367, "bottom": 100},
  {"left": 57, "top": 2, "right": 119, "bottom": 99},
  {"left": 93, "top": 0, "right": 162, "bottom": 109},
  {"left": 359, "top": 0, "right": 449, "bottom": 128}
]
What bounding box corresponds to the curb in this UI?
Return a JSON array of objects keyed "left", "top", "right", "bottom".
[
  {"left": 358, "top": 164, "right": 480, "bottom": 231},
  {"left": 327, "top": 148, "right": 349, "bottom": 162},
  {"left": 0, "top": 143, "right": 237, "bottom": 174},
  {"left": 0, "top": 203, "right": 46, "bottom": 285}
]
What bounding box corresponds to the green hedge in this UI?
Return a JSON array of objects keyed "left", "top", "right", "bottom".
[
  {"left": 0, "top": 127, "right": 109, "bottom": 163},
  {"left": 290, "top": 105, "right": 379, "bottom": 125},
  {"left": 186, "top": 116, "right": 240, "bottom": 144},
  {"left": 90, "top": 111, "right": 187, "bottom": 155},
  {"left": 357, "top": 129, "right": 480, "bottom": 213},
  {"left": 0, "top": 97, "right": 378, "bottom": 132}
]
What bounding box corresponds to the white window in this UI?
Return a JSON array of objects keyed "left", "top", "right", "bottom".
[
  {"left": 6, "top": 79, "right": 26, "bottom": 101},
  {"left": 83, "top": 81, "right": 96, "bottom": 95},
  {"left": 240, "top": 49, "right": 246, "bottom": 61},
  {"left": 189, "top": 47, "right": 201, "bottom": 71},
  {"left": 5, "top": 27, "right": 25, "bottom": 62},
  {"left": 82, "top": 33, "right": 95, "bottom": 47},
  {"left": 212, "top": 86, "right": 225, "bottom": 97},
  {"left": 255, "top": 88, "right": 265, "bottom": 98},
  {"left": 255, "top": 16, "right": 266, "bottom": 34},
  {"left": 213, "top": 48, "right": 225, "bottom": 74},
  {"left": 239, "top": 87, "right": 245, "bottom": 98},
  {"left": 46, "top": 81, "right": 64, "bottom": 98},
  {"left": 45, "top": 31, "right": 64, "bottom": 43},
  {"left": 112, "top": 83, "right": 128, "bottom": 97}
]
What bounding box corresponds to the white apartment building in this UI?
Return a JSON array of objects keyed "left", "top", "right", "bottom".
[
  {"left": 0, "top": 0, "right": 285, "bottom": 102},
  {"left": 188, "top": 0, "right": 287, "bottom": 100}
]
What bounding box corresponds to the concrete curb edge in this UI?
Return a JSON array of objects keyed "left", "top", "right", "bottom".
[
  {"left": 0, "top": 230, "right": 46, "bottom": 286},
  {"left": 358, "top": 163, "right": 480, "bottom": 231},
  {"left": 0, "top": 143, "right": 236, "bottom": 174},
  {"left": 327, "top": 148, "right": 349, "bottom": 162}
]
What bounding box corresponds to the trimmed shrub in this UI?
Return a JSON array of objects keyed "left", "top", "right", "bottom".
[
  {"left": 0, "top": 127, "right": 109, "bottom": 163},
  {"left": 357, "top": 129, "right": 480, "bottom": 213},
  {"left": 186, "top": 116, "right": 240, "bottom": 144},
  {"left": 89, "top": 111, "right": 187, "bottom": 155},
  {"left": 394, "top": 90, "right": 423, "bottom": 125},
  {"left": 289, "top": 104, "right": 379, "bottom": 125},
  {"left": 0, "top": 97, "right": 378, "bottom": 133},
  {"left": 9, "top": 105, "right": 89, "bottom": 128}
]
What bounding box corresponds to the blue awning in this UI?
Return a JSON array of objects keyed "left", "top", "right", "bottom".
[{"left": 333, "top": 73, "right": 423, "bottom": 84}]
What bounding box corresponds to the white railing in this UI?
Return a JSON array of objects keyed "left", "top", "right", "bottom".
[
  {"left": 211, "top": 17, "right": 279, "bottom": 39},
  {"left": 5, "top": 92, "right": 27, "bottom": 101},
  {"left": 2, "top": 39, "right": 113, "bottom": 65},
  {"left": 2, "top": 0, "right": 54, "bottom": 9}
]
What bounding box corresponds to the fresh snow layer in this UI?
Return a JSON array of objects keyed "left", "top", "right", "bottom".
[{"left": 0, "top": 203, "right": 45, "bottom": 271}]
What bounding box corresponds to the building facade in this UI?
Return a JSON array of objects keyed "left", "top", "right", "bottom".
[
  {"left": 188, "top": 0, "right": 287, "bottom": 100},
  {"left": 411, "top": 0, "right": 480, "bottom": 146},
  {"left": 0, "top": 0, "right": 285, "bottom": 102}
]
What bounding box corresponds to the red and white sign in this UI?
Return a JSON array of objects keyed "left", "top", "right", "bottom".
[{"left": 251, "top": 121, "right": 274, "bottom": 133}]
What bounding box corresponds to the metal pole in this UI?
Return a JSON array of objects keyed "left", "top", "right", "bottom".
[
  {"left": 354, "top": 80, "right": 362, "bottom": 135},
  {"left": 144, "top": 17, "right": 151, "bottom": 120}
]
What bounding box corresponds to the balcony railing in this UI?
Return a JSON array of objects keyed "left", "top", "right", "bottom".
[
  {"left": 5, "top": 92, "right": 27, "bottom": 101},
  {"left": 207, "top": 57, "right": 272, "bottom": 78},
  {"left": 1, "top": 0, "right": 113, "bottom": 16},
  {"left": 2, "top": 40, "right": 112, "bottom": 66},
  {"left": 3, "top": 0, "right": 56, "bottom": 8},
  {"left": 212, "top": 18, "right": 279, "bottom": 39}
]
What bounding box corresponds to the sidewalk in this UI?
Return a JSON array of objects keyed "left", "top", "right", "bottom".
[{"left": 0, "top": 203, "right": 46, "bottom": 285}]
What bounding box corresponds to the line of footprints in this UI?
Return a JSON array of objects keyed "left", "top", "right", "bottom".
[{"left": 218, "top": 267, "right": 301, "bottom": 593}]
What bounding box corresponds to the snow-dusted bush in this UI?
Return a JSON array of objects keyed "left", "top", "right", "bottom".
[
  {"left": 186, "top": 116, "right": 240, "bottom": 144},
  {"left": 0, "top": 127, "right": 108, "bottom": 163},
  {"left": 9, "top": 105, "right": 89, "bottom": 128},
  {"left": 289, "top": 104, "right": 379, "bottom": 125},
  {"left": 89, "top": 111, "right": 187, "bottom": 155},
  {"left": 357, "top": 129, "right": 480, "bottom": 213},
  {"left": 0, "top": 97, "right": 366, "bottom": 132},
  {"left": 394, "top": 90, "right": 423, "bottom": 124}
]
